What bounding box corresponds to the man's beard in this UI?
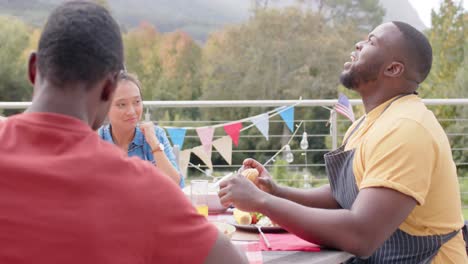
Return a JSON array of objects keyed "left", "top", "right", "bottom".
[
  {"left": 339, "top": 61, "right": 383, "bottom": 90},
  {"left": 339, "top": 69, "right": 359, "bottom": 90}
]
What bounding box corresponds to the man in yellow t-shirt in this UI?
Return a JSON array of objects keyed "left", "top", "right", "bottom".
[
  {"left": 218, "top": 21, "right": 467, "bottom": 263},
  {"left": 344, "top": 94, "right": 465, "bottom": 263}
]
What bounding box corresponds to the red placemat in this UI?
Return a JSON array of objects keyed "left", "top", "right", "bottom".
[{"left": 259, "top": 233, "right": 321, "bottom": 252}]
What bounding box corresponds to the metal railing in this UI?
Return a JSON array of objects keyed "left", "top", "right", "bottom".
[{"left": 1, "top": 99, "right": 468, "bottom": 194}]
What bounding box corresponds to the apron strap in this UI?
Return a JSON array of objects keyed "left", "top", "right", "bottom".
[{"left": 341, "top": 117, "right": 365, "bottom": 147}]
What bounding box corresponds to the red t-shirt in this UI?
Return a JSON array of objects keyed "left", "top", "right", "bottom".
[{"left": 0, "top": 112, "right": 218, "bottom": 264}]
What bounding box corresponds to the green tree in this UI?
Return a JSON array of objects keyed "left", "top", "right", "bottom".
[
  {"left": 123, "top": 22, "right": 203, "bottom": 123},
  {"left": 157, "top": 31, "right": 202, "bottom": 101},
  {"left": 156, "top": 31, "right": 202, "bottom": 120},
  {"left": 422, "top": 0, "right": 466, "bottom": 98},
  {"left": 449, "top": 12, "right": 467, "bottom": 177},
  {"left": 202, "top": 8, "right": 358, "bottom": 103},
  {"left": 0, "top": 16, "right": 32, "bottom": 113},
  {"left": 420, "top": 0, "right": 466, "bottom": 129},
  {"left": 92, "top": 0, "right": 110, "bottom": 10},
  {"left": 200, "top": 6, "right": 374, "bottom": 175},
  {"left": 123, "top": 22, "right": 163, "bottom": 100},
  {"left": 420, "top": 1, "right": 467, "bottom": 177},
  {"left": 295, "top": 0, "right": 385, "bottom": 30}
]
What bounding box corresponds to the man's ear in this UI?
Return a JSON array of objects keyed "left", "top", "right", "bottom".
[
  {"left": 384, "top": 61, "right": 405, "bottom": 78},
  {"left": 100, "top": 73, "right": 118, "bottom": 102},
  {"left": 28, "top": 52, "right": 37, "bottom": 85}
]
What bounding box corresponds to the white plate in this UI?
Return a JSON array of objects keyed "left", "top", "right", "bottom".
[{"left": 228, "top": 218, "right": 286, "bottom": 233}]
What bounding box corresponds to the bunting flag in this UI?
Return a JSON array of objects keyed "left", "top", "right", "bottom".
[
  {"left": 334, "top": 93, "right": 355, "bottom": 122},
  {"left": 166, "top": 128, "right": 187, "bottom": 149},
  {"left": 278, "top": 106, "right": 295, "bottom": 132},
  {"left": 178, "top": 150, "right": 191, "bottom": 178},
  {"left": 223, "top": 122, "right": 243, "bottom": 147},
  {"left": 212, "top": 136, "right": 233, "bottom": 165},
  {"left": 162, "top": 103, "right": 300, "bottom": 175},
  {"left": 196, "top": 127, "right": 215, "bottom": 158},
  {"left": 251, "top": 113, "right": 269, "bottom": 140},
  {"left": 191, "top": 145, "right": 213, "bottom": 170}
]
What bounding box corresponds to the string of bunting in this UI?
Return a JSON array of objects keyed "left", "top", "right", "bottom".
[
  {"left": 187, "top": 121, "right": 305, "bottom": 179},
  {"left": 153, "top": 94, "right": 354, "bottom": 176},
  {"left": 158, "top": 99, "right": 301, "bottom": 175}
]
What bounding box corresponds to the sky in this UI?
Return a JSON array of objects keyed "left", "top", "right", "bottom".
[{"left": 410, "top": 0, "right": 467, "bottom": 27}]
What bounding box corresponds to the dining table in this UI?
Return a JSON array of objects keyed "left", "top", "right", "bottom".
[
  {"left": 208, "top": 210, "right": 353, "bottom": 264},
  {"left": 263, "top": 250, "right": 353, "bottom": 264}
]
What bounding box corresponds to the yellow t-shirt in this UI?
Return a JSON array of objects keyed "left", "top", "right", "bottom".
[{"left": 344, "top": 94, "right": 467, "bottom": 263}]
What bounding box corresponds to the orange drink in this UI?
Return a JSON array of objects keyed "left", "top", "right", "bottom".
[
  {"left": 196, "top": 204, "right": 209, "bottom": 217},
  {"left": 191, "top": 180, "right": 209, "bottom": 216}
]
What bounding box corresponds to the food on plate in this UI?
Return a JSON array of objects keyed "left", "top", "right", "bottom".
[
  {"left": 256, "top": 215, "right": 275, "bottom": 227},
  {"left": 233, "top": 208, "right": 278, "bottom": 227},
  {"left": 250, "top": 212, "right": 263, "bottom": 224},
  {"left": 233, "top": 208, "right": 252, "bottom": 225},
  {"left": 212, "top": 222, "right": 236, "bottom": 239},
  {"left": 241, "top": 168, "right": 259, "bottom": 183}
]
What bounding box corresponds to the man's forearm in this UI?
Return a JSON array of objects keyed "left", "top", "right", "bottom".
[
  {"left": 255, "top": 187, "right": 416, "bottom": 258},
  {"left": 274, "top": 184, "right": 341, "bottom": 209},
  {"left": 257, "top": 194, "right": 367, "bottom": 256}
]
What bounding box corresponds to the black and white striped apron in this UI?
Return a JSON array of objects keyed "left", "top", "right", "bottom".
[{"left": 324, "top": 94, "right": 460, "bottom": 263}]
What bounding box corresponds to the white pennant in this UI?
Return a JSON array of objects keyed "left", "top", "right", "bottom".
[
  {"left": 251, "top": 113, "right": 269, "bottom": 140},
  {"left": 191, "top": 145, "right": 213, "bottom": 170},
  {"left": 212, "top": 136, "right": 232, "bottom": 165},
  {"left": 178, "top": 150, "right": 191, "bottom": 177},
  {"left": 196, "top": 127, "right": 214, "bottom": 159}
]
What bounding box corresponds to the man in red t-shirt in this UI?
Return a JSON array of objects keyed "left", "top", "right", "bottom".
[{"left": 0, "top": 2, "right": 246, "bottom": 264}]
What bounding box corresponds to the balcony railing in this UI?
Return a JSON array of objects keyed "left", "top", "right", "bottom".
[{"left": 1, "top": 99, "right": 468, "bottom": 205}]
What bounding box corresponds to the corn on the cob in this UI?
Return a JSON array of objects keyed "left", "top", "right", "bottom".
[
  {"left": 233, "top": 208, "right": 252, "bottom": 225},
  {"left": 241, "top": 168, "right": 259, "bottom": 183}
]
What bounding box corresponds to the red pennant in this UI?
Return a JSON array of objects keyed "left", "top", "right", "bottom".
[{"left": 223, "top": 122, "right": 242, "bottom": 147}]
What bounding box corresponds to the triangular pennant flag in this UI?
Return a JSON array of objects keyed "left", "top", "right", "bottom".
[
  {"left": 178, "top": 150, "right": 191, "bottom": 178},
  {"left": 165, "top": 128, "right": 187, "bottom": 149},
  {"left": 212, "top": 136, "right": 232, "bottom": 165},
  {"left": 223, "top": 122, "right": 242, "bottom": 147},
  {"left": 196, "top": 127, "right": 214, "bottom": 158},
  {"left": 191, "top": 145, "right": 213, "bottom": 170},
  {"left": 251, "top": 113, "right": 269, "bottom": 140},
  {"left": 278, "top": 106, "right": 295, "bottom": 132}
]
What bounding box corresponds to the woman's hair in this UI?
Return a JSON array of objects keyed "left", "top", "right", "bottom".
[{"left": 118, "top": 71, "right": 142, "bottom": 96}]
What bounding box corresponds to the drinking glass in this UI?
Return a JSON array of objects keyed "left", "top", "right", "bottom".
[{"left": 191, "top": 180, "right": 209, "bottom": 217}]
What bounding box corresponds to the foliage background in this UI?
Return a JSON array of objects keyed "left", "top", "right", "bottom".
[{"left": 0, "top": 0, "right": 466, "bottom": 186}]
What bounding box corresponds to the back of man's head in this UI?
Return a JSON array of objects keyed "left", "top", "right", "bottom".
[
  {"left": 392, "top": 21, "right": 432, "bottom": 84},
  {"left": 37, "top": 1, "right": 123, "bottom": 87}
]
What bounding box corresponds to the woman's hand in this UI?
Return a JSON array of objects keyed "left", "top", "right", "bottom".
[
  {"left": 242, "top": 158, "right": 279, "bottom": 195},
  {"left": 139, "top": 122, "right": 160, "bottom": 150}
]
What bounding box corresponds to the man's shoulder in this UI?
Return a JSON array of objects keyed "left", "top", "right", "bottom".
[
  {"left": 389, "top": 96, "right": 435, "bottom": 122},
  {"left": 388, "top": 97, "right": 444, "bottom": 138},
  {"left": 95, "top": 140, "right": 153, "bottom": 173},
  {"left": 92, "top": 143, "right": 181, "bottom": 197},
  {"left": 375, "top": 97, "right": 431, "bottom": 129},
  {"left": 367, "top": 115, "right": 437, "bottom": 155}
]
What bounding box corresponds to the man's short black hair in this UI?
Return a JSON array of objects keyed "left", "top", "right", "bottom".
[
  {"left": 38, "top": 1, "right": 123, "bottom": 87},
  {"left": 392, "top": 21, "right": 433, "bottom": 83}
]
